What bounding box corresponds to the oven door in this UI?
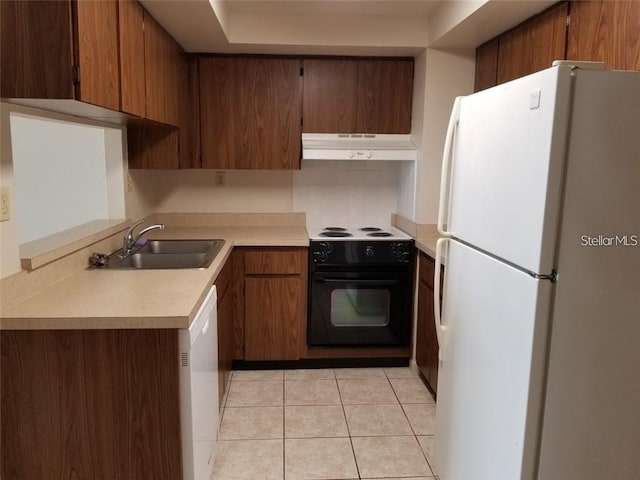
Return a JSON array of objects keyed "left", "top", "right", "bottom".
[{"left": 308, "top": 271, "right": 412, "bottom": 346}]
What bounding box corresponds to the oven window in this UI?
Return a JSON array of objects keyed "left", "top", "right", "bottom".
[{"left": 330, "top": 289, "right": 390, "bottom": 327}]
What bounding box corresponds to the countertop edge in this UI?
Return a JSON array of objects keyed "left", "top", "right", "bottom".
[{"left": 1, "top": 227, "right": 309, "bottom": 330}]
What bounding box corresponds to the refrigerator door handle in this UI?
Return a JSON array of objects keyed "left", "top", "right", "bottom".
[
  {"left": 434, "top": 237, "right": 448, "bottom": 361},
  {"left": 437, "top": 96, "right": 462, "bottom": 237}
]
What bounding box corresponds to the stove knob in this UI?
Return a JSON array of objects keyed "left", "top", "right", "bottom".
[
  {"left": 320, "top": 242, "right": 334, "bottom": 253},
  {"left": 365, "top": 246, "right": 374, "bottom": 257},
  {"left": 312, "top": 251, "right": 329, "bottom": 263}
]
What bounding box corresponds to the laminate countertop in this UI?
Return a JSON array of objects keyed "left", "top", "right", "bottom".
[{"left": 0, "top": 226, "right": 308, "bottom": 330}]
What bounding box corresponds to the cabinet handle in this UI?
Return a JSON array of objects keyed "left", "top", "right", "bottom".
[
  {"left": 437, "top": 96, "right": 462, "bottom": 236},
  {"left": 434, "top": 237, "right": 448, "bottom": 361}
]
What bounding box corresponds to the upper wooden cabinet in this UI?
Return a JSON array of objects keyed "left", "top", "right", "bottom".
[
  {"left": 144, "top": 12, "right": 181, "bottom": 126},
  {"left": 118, "top": 0, "right": 146, "bottom": 117},
  {"left": 199, "top": 57, "right": 302, "bottom": 170},
  {"left": 497, "top": 2, "right": 568, "bottom": 85},
  {"left": 567, "top": 0, "right": 640, "bottom": 71},
  {"left": 1, "top": 0, "right": 120, "bottom": 111},
  {"left": 474, "top": 39, "right": 499, "bottom": 92},
  {"left": 475, "top": 0, "right": 640, "bottom": 93},
  {"left": 303, "top": 58, "right": 413, "bottom": 134}
]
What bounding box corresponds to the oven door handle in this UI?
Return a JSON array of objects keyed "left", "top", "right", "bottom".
[{"left": 318, "top": 278, "right": 402, "bottom": 286}]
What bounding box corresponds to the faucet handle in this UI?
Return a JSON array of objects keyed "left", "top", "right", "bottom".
[{"left": 125, "top": 220, "right": 144, "bottom": 238}]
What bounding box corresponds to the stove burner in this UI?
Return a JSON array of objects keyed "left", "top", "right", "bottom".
[
  {"left": 320, "top": 231, "right": 353, "bottom": 238},
  {"left": 359, "top": 227, "right": 382, "bottom": 232},
  {"left": 367, "top": 232, "right": 393, "bottom": 237},
  {"left": 323, "top": 227, "right": 347, "bottom": 232}
]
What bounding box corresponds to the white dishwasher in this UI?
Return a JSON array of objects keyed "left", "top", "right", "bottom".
[{"left": 179, "top": 285, "right": 219, "bottom": 480}]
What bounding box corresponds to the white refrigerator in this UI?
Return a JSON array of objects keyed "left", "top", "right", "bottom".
[{"left": 433, "top": 63, "right": 640, "bottom": 480}]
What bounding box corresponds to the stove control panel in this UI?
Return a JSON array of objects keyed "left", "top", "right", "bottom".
[
  {"left": 310, "top": 240, "right": 414, "bottom": 265},
  {"left": 389, "top": 242, "right": 413, "bottom": 263},
  {"left": 311, "top": 241, "right": 334, "bottom": 263}
]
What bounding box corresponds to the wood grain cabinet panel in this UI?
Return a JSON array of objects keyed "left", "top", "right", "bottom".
[
  {"left": 217, "top": 253, "right": 235, "bottom": 406},
  {"left": 567, "top": 0, "right": 640, "bottom": 71},
  {"left": 0, "top": 0, "right": 74, "bottom": 99},
  {"left": 200, "top": 57, "right": 302, "bottom": 170},
  {"left": 474, "top": 38, "right": 499, "bottom": 92},
  {"left": 0, "top": 0, "right": 120, "bottom": 111},
  {"left": 415, "top": 251, "right": 442, "bottom": 393},
  {"left": 356, "top": 59, "right": 413, "bottom": 134},
  {"left": 497, "top": 2, "right": 568, "bottom": 85},
  {"left": 302, "top": 59, "right": 359, "bottom": 133},
  {"left": 118, "top": 0, "right": 146, "bottom": 117},
  {"left": 144, "top": 11, "right": 180, "bottom": 126},
  {"left": 245, "top": 277, "right": 304, "bottom": 360},
  {"left": 244, "top": 248, "right": 306, "bottom": 274},
  {"left": 242, "top": 247, "right": 307, "bottom": 361},
  {"left": 75, "top": 0, "right": 120, "bottom": 111},
  {"left": 1, "top": 330, "right": 181, "bottom": 480},
  {"left": 302, "top": 58, "right": 413, "bottom": 134}
]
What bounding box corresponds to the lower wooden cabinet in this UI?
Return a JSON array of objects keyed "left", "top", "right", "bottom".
[
  {"left": 242, "top": 247, "right": 307, "bottom": 361},
  {"left": 416, "top": 251, "right": 443, "bottom": 393},
  {"left": 0, "top": 329, "right": 182, "bottom": 480},
  {"left": 217, "top": 250, "right": 237, "bottom": 406}
]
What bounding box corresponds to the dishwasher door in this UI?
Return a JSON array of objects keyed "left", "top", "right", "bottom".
[{"left": 180, "top": 286, "right": 219, "bottom": 480}]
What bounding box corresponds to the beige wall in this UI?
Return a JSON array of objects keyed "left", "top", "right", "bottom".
[
  {"left": 0, "top": 105, "right": 22, "bottom": 278},
  {"left": 414, "top": 48, "right": 476, "bottom": 224},
  {"left": 133, "top": 169, "right": 295, "bottom": 213}
]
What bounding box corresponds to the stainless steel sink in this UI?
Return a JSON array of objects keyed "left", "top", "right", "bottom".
[
  {"left": 139, "top": 240, "right": 219, "bottom": 255},
  {"left": 96, "top": 239, "right": 224, "bottom": 269}
]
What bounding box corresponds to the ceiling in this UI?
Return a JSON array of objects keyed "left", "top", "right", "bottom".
[
  {"left": 139, "top": 0, "right": 556, "bottom": 55},
  {"left": 223, "top": 0, "right": 444, "bottom": 17}
]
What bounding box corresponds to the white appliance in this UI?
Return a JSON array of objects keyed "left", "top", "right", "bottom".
[
  {"left": 433, "top": 63, "right": 640, "bottom": 480},
  {"left": 180, "top": 286, "right": 219, "bottom": 480},
  {"left": 302, "top": 133, "right": 417, "bottom": 160}
]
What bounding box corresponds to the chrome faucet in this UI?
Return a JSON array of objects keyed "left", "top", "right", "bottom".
[{"left": 121, "top": 220, "right": 165, "bottom": 257}]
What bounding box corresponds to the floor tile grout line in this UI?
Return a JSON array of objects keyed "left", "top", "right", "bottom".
[{"left": 336, "top": 375, "right": 362, "bottom": 480}]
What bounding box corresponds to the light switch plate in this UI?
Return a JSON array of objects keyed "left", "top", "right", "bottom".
[{"left": 0, "top": 187, "right": 10, "bottom": 222}]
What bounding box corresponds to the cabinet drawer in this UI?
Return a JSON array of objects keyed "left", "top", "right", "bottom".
[{"left": 244, "top": 249, "right": 305, "bottom": 275}]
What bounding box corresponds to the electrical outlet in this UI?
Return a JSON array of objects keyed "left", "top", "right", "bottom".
[
  {"left": 0, "top": 187, "right": 10, "bottom": 222},
  {"left": 215, "top": 171, "right": 225, "bottom": 186},
  {"left": 126, "top": 172, "right": 133, "bottom": 193}
]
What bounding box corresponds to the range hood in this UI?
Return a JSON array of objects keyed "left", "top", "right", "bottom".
[{"left": 302, "top": 133, "right": 417, "bottom": 161}]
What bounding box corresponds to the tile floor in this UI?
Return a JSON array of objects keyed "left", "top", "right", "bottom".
[{"left": 212, "top": 367, "right": 438, "bottom": 480}]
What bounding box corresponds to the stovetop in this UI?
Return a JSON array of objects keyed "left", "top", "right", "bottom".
[{"left": 307, "top": 225, "right": 412, "bottom": 241}]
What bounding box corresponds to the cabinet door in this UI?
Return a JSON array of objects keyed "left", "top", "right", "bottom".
[
  {"left": 474, "top": 38, "right": 499, "bottom": 92},
  {"left": 0, "top": 0, "right": 120, "bottom": 110},
  {"left": 245, "top": 277, "right": 303, "bottom": 361},
  {"left": 144, "top": 11, "right": 180, "bottom": 125},
  {"left": 200, "top": 57, "right": 302, "bottom": 170},
  {"left": 302, "top": 59, "right": 358, "bottom": 133},
  {"left": 497, "top": 2, "right": 568, "bottom": 84},
  {"left": 416, "top": 252, "right": 440, "bottom": 392},
  {"left": 217, "top": 255, "right": 234, "bottom": 406},
  {"left": 567, "top": 0, "right": 640, "bottom": 71},
  {"left": 357, "top": 59, "right": 413, "bottom": 134},
  {"left": 118, "top": 0, "right": 145, "bottom": 117},
  {"left": 0, "top": 0, "right": 74, "bottom": 99},
  {"left": 75, "top": 0, "right": 120, "bottom": 110}
]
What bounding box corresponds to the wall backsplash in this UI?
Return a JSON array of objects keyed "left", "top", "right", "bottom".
[
  {"left": 128, "top": 160, "right": 407, "bottom": 227},
  {"left": 131, "top": 169, "right": 294, "bottom": 213},
  {"left": 293, "top": 160, "right": 401, "bottom": 227}
]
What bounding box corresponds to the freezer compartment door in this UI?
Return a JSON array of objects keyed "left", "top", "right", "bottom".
[
  {"left": 444, "top": 66, "right": 572, "bottom": 274},
  {"left": 435, "top": 240, "right": 552, "bottom": 480}
]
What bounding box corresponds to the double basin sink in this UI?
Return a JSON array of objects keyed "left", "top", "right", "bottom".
[{"left": 101, "top": 240, "right": 224, "bottom": 269}]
